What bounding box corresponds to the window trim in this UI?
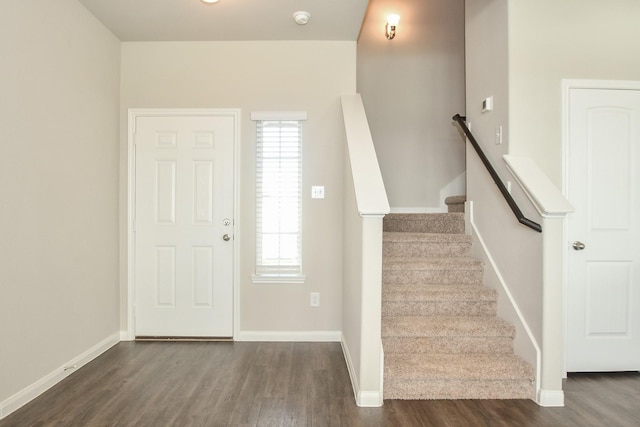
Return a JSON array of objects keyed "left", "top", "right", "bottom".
[{"left": 251, "top": 111, "right": 307, "bottom": 284}]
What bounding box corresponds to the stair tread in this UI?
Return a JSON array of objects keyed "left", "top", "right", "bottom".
[
  {"left": 444, "top": 195, "right": 467, "bottom": 204},
  {"left": 383, "top": 284, "right": 497, "bottom": 301},
  {"left": 383, "top": 232, "right": 472, "bottom": 243},
  {"left": 385, "top": 353, "right": 534, "bottom": 381},
  {"left": 382, "top": 316, "right": 514, "bottom": 337}
]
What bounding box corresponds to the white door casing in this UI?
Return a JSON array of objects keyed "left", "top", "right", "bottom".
[
  {"left": 565, "top": 83, "right": 640, "bottom": 371},
  {"left": 128, "top": 109, "right": 240, "bottom": 338}
]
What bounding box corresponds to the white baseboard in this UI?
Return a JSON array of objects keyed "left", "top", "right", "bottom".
[
  {"left": 340, "top": 334, "right": 383, "bottom": 408},
  {"left": 120, "top": 330, "right": 134, "bottom": 341},
  {"left": 537, "top": 389, "right": 565, "bottom": 407},
  {"left": 237, "top": 330, "right": 341, "bottom": 342},
  {"left": 0, "top": 333, "right": 120, "bottom": 420},
  {"left": 357, "top": 391, "right": 383, "bottom": 407},
  {"left": 389, "top": 207, "right": 445, "bottom": 214},
  {"left": 341, "top": 335, "right": 359, "bottom": 403}
]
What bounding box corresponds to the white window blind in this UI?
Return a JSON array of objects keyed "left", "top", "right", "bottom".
[{"left": 255, "top": 119, "right": 303, "bottom": 279}]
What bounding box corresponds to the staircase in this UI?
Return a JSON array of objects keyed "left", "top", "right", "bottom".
[{"left": 382, "top": 212, "right": 534, "bottom": 400}]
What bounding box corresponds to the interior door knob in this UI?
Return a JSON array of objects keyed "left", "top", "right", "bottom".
[
  {"left": 223, "top": 234, "right": 231, "bottom": 241},
  {"left": 572, "top": 241, "right": 586, "bottom": 251}
]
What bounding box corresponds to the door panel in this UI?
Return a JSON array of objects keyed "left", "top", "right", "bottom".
[
  {"left": 135, "top": 115, "right": 234, "bottom": 337},
  {"left": 566, "top": 88, "right": 640, "bottom": 371}
]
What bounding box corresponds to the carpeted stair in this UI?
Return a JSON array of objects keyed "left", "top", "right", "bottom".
[
  {"left": 444, "top": 195, "right": 466, "bottom": 213},
  {"left": 382, "top": 213, "right": 534, "bottom": 400}
]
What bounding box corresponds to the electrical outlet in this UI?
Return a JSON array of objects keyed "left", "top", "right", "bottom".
[{"left": 310, "top": 292, "right": 320, "bottom": 307}]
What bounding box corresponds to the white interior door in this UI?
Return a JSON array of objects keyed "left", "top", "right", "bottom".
[
  {"left": 134, "top": 114, "right": 235, "bottom": 337},
  {"left": 566, "top": 87, "right": 640, "bottom": 371}
]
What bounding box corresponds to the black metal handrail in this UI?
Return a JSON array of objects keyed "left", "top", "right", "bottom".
[{"left": 452, "top": 114, "right": 542, "bottom": 233}]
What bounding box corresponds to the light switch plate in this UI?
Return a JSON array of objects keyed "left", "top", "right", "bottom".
[
  {"left": 482, "top": 96, "right": 493, "bottom": 113},
  {"left": 311, "top": 186, "right": 325, "bottom": 199}
]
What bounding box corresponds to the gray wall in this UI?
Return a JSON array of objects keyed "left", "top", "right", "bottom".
[
  {"left": 0, "top": 0, "right": 120, "bottom": 404},
  {"left": 357, "top": 0, "right": 466, "bottom": 211}
]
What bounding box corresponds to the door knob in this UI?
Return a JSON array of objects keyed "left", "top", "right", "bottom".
[
  {"left": 223, "top": 234, "right": 232, "bottom": 241},
  {"left": 572, "top": 241, "right": 586, "bottom": 251}
]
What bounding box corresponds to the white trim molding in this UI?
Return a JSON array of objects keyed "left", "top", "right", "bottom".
[
  {"left": 237, "top": 331, "right": 341, "bottom": 342},
  {"left": 126, "top": 108, "right": 241, "bottom": 340},
  {"left": 250, "top": 274, "right": 306, "bottom": 284},
  {"left": 537, "top": 389, "right": 565, "bottom": 407},
  {"left": 560, "top": 79, "right": 640, "bottom": 377},
  {"left": 250, "top": 111, "right": 307, "bottom": 121},
  {"left": 0, "top": 334, "right": 119, "bottom": 420},
  {"left": 340, "top": 334, "right": 383, "bottom": 407}
]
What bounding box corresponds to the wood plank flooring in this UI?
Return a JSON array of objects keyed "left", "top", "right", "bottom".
[{"left": 1, "top": 342, "right": 639, "bottom": 426}]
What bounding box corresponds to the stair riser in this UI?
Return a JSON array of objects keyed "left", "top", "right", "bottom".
[
  {"left": 383, "top": 242, "right": 472, "bottom": 258},
  {"left": 382, "top": 336, "right": 513, "bottom": 355},
  {"left": 447, "top": 203, "right": 465, "bottom": 213},
  {"left": 384, "top": 220, "right": 465, "bottom": 234},
  {"left": 382, "top": 301, "right": 496, "bottom": 317},
  {"left": 383, "top": 379, "right": 534, "bottom": 400},
  {"left": 383, "top": 269, "right": 484, "bottom": 285}
]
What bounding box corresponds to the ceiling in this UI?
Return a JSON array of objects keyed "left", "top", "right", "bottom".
[{"left": 78, "top": 0, "right": 371, "bottom": 42}]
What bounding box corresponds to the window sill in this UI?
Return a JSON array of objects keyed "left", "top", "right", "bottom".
[{"left": 251, "top": 274, "right": 306, "bottom": 284}]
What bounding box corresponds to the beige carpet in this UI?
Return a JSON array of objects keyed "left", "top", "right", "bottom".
[{"left": 382, "top": 212, "right": 534, "bottom": 400}]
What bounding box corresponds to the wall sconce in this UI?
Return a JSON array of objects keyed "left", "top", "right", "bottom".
[{"left": 385, "top": 14, "right": 400, "bottom": 40}]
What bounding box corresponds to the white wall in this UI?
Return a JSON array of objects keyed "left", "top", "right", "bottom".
[
  {"left": 120, "top": 41, "right": 356, "bottom": 335},
  {"left": 508, "top": 0, "right": 640, "bottom": 185},
  {"left": 357, "top": 0, "right": 466, "bottom": 211},
  {"left": 0, "top": 0, "right": 120, "bottom": 407}
]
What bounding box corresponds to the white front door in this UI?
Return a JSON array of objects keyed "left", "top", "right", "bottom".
[
  {"left": 134, "top": 113, "right": 235, "bottom": 337},
  {"left": 566, "top": 87, "right": 640, "bottom": 371}
]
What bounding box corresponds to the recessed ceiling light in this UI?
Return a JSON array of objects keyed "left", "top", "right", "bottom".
[{"left": 201, "top": 0, "right": 219, "bottom": 4}]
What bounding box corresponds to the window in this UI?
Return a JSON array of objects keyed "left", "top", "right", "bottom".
[{"left": 252, "top": 112, "right": 306, "bottom": 283}]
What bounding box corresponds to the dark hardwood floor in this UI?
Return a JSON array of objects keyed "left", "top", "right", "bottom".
[{"left": 2, "top": 342, "right": 639, "bottom": 426}]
